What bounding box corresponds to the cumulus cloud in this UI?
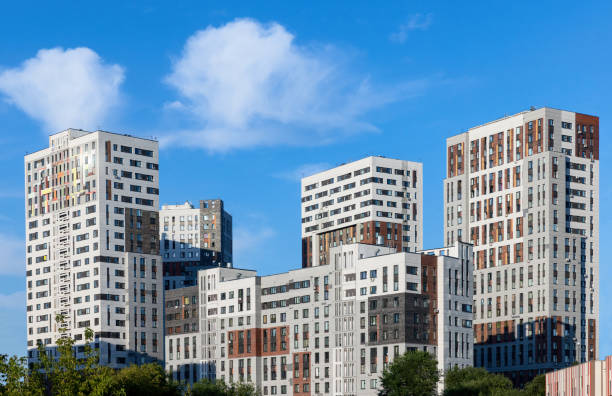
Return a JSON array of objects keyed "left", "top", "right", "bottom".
[
  {"left": 0, "top": 233, "right": 24, "bottom": 275},
  {"left": 0, "top": 47, "right": 124, "bottom": 132},
  {"left": 390, "top": 13, "right": 433, "bottom": 43},
  {"left": 274, "top": 162, "right": 330, "bottom": 182},
  {"left": 162, "top": 18, "right": 426, "bottom": 151}
]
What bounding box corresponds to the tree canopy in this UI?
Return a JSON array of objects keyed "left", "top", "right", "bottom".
[
  {"left": 443, "top": 366, "right": 545, "bottom": 396},
  {"left": 0, "top": 315, "right": 256, "bottom": 396},
  {"left": 378, "top": 350, "right": 440, "bottom": 396}
]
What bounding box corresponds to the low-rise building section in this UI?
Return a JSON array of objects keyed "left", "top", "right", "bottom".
[
  {"left": 165, "top": 241, "right": 473, "bottom": 395},
  {"left": 164, "top": 286, "right": 201, "bottom": 385},
  {"left": 545, "top": 355, "right": 612, "bottom": 395}
]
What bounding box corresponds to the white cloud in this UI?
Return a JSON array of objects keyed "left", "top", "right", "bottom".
[
  {"left": 0, "top": 47, "right": 124, "bottom": 132},
  {"left": 274, "top": 162, "right": 330, "bottom": 182},
  {"left": 0, "top": 233, "right": 24, "bottom": 275},
  {"left": 162, "top": 18, "right": 426, "bottom": 151},
  {"left": 390, "top": 13, "right": 433, "bottom": 43},
  {"left": 0, "top": 291, "right": 25, "bottom": 309}
]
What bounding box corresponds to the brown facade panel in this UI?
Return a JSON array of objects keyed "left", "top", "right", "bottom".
[
  {"left": 309, "top": 220, "right": 404, "bottom": 267},
  {"left": 588, "top": 319, "right": 597, "bottom": 361},
  {"left": 105, "top": 140, "right": 111, "bottom": 162},
  {"left": 420, "top": 255, "right": 438, "bottom": 344},
  {"left": 302, "top": 237, "right": 312, "bottom": 268},
  {"left": 292, "top": 352, "right": 311, "bottom": 396},
  {"left": 575, "top": 113, "right": 599, "bottom": 160},
  {"left": 448, "top": 143, "right": 464, "bottom": 178},
  {"left": 124, "top": 209, "right": 160, "bottom": 255},
  {"left": 106, "top": 179, "right": 112, "bottom": 200},
  {"left": 227, "top": 326, "right": 290, "bottom": 358}
]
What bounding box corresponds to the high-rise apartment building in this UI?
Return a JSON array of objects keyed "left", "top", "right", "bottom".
[
  {"left": 444, "top": 107, "right": 599, "bottom": 384},
  {"left": 25, "top": 129, "right": 163, "bottom": 368},
  {"left": 301, "top": 157, "right": 423, "bottom": 268},
  {"left": 160, "top": 199, "right": 232, "bottom": 289},
  {"left": 166, "top": 241, "right": 473, "bottom": 394}
]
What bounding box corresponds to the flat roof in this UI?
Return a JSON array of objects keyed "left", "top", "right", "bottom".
[
  {"left": 25, "top": 128, "right": 158, "bottom": 157},
  {"left": 447, "top": 106, "right": 599, "bottom": 141}
]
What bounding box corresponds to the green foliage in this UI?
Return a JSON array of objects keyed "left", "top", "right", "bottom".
[
  {"left": 114, "top": 363, "right": 180, "bottom": 396},
  {"left": 443, "top": 366, "right": 513, "bottom": 396},
  {"left": 0, "top": 314, "right": 182, "bottom": 396},
  {"left": 189, "top": 378, "right": 227, "bottom": 396},
  {"left": 444, "top": 367, "right": 545, "bottom": 396},
  {"left": 226, "top": 381, "right": 259, "bottom": 396},
  {"left": 188, "top": 379, "right": 259, "bottom": 396},
  {"left": 378, "top": 350, "right": 439, "bottom": 396},
  {"left": 522, "top": 374, "right": 545, "bottom": 396},
  {"left": 0, "top": 354, "right": 43, "bottom": 396}
]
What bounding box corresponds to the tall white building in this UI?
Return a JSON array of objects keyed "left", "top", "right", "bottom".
[
  {"left": 300, "top": 157, "right": 423, "bottom": 268},
  {"left": 444, "top": 107, "right": 599, "bottom": 385},
  {"left": 166, "top": 241, "right": 473, "bottom": 395},
  {"left": 25, "top": 129, "right": 163, "bottom": 367}
]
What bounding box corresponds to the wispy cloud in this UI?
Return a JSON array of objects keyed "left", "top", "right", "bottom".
[
  {"left": 390, "top": 13, "right": 433, "bottom": 43},
  {"left": 0, "top": 234, "right": 24, "bottom": 276},
  {"left": 161, "top": 18, "right": 428, "bottom": 152},
  {"left": 0, "top": 47, "right": 125, "bottom": 132},
  {"left": 274, "top": 162, "right": 330, "bottom": 182}
]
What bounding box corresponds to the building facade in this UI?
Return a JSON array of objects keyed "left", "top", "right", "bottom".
[
  {"left": 166, "top": 241, "right": 473, "bottom": 395},
  {"left": 160, "top": 199, "right": 232, "bottom": 289},
  {"left": 545, "top": 355, "right": 612, "bottom": 396},
  {"left": 443, "top": 108, "right": 599, "bottom": 384},
  {"left": 25, "top": 129, "right": 163, "bottom": 368},
  {"left": 301, "top": 157, "right": 423, "bottom": 268},
  {"left": 165, "top": 286, "right": 201, "bottom": 384}
]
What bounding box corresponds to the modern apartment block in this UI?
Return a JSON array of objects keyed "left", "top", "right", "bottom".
[
  {"left": 301, "top": 156, "right": 423, "bottom": 268},
  {"left": 160, "top": 199, "right": 232, "bottom": 289},
  {"left": 443, "top": 108, "right": 599, "bottom": 384},
  {"left": 165, "top": 241, "right": 473, "bottom": 394},
  {"left": 25, "top": 129, "right": 163, "bottom": 368}
]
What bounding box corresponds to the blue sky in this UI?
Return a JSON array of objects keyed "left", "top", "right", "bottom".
[{"left": 0, "top": 1, "right": 611, "bottom": 358}]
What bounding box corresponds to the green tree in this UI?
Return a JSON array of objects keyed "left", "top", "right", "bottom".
[
  {"left": 379, "top": 350, "right": 439, "bottom": 396},
  {"left": 2, "top": 314, "right": 190, "bottom": 396},
  {"left": 0, "top": 354, "right": 44, "bottom": 396},
  {"left": 35, "top": 314, "right": 82, "bottom": 396},
  {"left": 226, "top": 381, "right": 259, "bottom": 396},
  {"left": 33, "top": 315, "right": 123, "bottom": 396},
  {"left": 188, "top": 378, "right": 227, "bottom": 396},
  {"left": 522, "top": 374, "right": 545, "bottom": 396},
  {"left": 443, "top": 366, "right": 513, "bottom": 396},
  {"left": 114, "top": 363, "right": 181, "bottom": 396},
  {"left": 188, "top": 378, "right": 259, "bottom": 396}
]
